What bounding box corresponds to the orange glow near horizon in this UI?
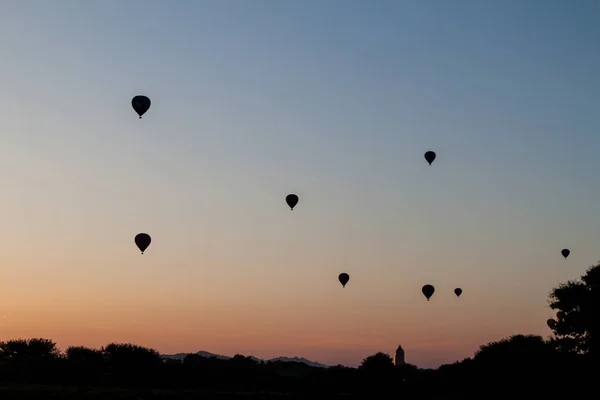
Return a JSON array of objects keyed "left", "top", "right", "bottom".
[{"left": 0, "top": 249, "right": 562, "bottom": 368}]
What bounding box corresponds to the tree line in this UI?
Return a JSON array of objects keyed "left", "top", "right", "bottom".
[{"left": 1, "top": 263, "right": 598, "bottom": 396}]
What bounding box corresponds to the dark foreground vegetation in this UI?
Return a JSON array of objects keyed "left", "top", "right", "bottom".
[{"left": 1, "top": 263, "right": 598, "bottom": 399}]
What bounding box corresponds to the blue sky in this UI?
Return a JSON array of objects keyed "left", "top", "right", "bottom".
[{"left": 1, "top": 0, "right": 599, "bottom": 368}]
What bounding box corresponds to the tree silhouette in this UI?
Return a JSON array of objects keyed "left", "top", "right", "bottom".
[
  {"left": 0, "top": 260, "right": 598, "bottom": 396},
  {"left": 102, "top": 343, "right": 162, "bottom": 367},
  {"left": 230, "top": 354, "right": 257, "bottom": 366},
  {"left": 0, "top": 339, "right": 29, "bottom": 363},
  {"left": 101, "top": 343, "right": 163, "bottom": 384},
  {"left": 229, "top": 353, "right": 259, "bottom": 377},
  {"left": 182, "top": 353, "right": 205, "bottom": 365},
  {"left": 0, "top": 333, "right": 593, "bottom": 396},
  {"left": 65, "top": 346, "right": 104, "bottom": 364},
  {"left": 548, "top": 262, "right": 600, "bottom": 356},
  {"left": 474, "top": 334, "right": 551, "bottom": 363},
  {"left": 0, "top": 338, "right": 61, "bottom": 383},
  {"left": 357, "top": 352, "right": 396, "bottom": 393},
  {"left": 0, "top": 338, "right": 60, "bottom": 363},
  {"left": 395, "top": 362, "right": 419, "bottom": 385},
  {"left": 65, "top": 346, "right": 105, "bottom": 381},
  {"left": 470, "top": 334, "right": 564, "bottom": 392},
  {"left": 359, "top": 352, "right": 394, "bottom": 372}
]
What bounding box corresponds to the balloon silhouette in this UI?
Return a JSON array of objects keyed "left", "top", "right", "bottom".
[
  {"left": 547, "top": 319, "right": 557, "bottom": 329},
  {"left": 422, "top": 284, "right": 435, "bottom": 301},
  {"left": 132, "top": 95, "right": 151, "bottom": 119},
  {"left": 454, "top": 288, "right": 462, "bottom": 297},
  {"left": 424, "top": 151, "right": 436, "bottom": 165},
  {"left": 561, "top": 249, "right": 570, "bottom": 259},
  {"left": 135, "top": 233, "right": 151, "bottom": 254},
  {"left": 338, "top": 273, "right": 350, "bottom": 288},
  {"left": 286, "top": 194, "right": 299, "bottom": 210}
]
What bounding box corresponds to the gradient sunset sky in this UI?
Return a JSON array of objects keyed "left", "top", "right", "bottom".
[{"left": 1, "top": 0, "right": 599, "bottom": 369}]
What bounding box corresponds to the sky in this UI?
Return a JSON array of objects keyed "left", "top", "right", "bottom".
[{"left": 1, "top": 0, "right": 599, "bottom": 369}]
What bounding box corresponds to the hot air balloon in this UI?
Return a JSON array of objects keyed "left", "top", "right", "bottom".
[
  {"left": 557, "top": 311, "right": 565, "bottom": 320},
  {"left": 547, "top": 319, "right": 557, "bottom": 329},
  {"left": 454, "top": 288, "right": 462, "bottom": 297},
  {"left": 422, "top": 284, "right": 435, "bottom": 301},
  {"left": 561, "top": 249, "right": 570, "bottom": 259},
  {"left": 135, "top": 233, "right": 151, "bottom": 254},
  {"left": 424, "top": 151, "right": 436, "bottom": 165},
  {"left": 286, "top": 194, "right": 299, "bottom": 210},
  {"left": 132, "top": 95, "right": 151, "bottom": 119},
  {"left": 338, "top": 273, "right": 350, "bottom": 288}
]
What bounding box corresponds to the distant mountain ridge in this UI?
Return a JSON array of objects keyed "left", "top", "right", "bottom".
[{"left": 161, "top": 351, "right": 330, "bottom": 369}]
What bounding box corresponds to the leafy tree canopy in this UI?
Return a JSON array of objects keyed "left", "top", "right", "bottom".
[{"left": 547, "top": 263, "right": 600, "bottom": 355}]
